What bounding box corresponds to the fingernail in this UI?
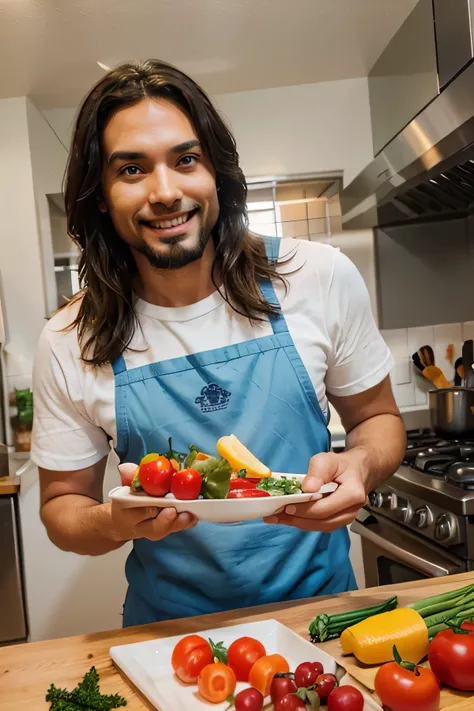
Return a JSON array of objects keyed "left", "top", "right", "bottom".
[
  {"left": 265, "top": 516, "right": 279, "bottom": 524},
  {"left": 178, "top": 512, "right": 191, "bottom": 524},
  {"left": 285, "top": 505, "right": 296, "bottom": 515}
]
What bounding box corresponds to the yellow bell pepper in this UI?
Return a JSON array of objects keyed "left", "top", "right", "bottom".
[{"left": 340, "top": 607, "right": 429, "bottom": 665}]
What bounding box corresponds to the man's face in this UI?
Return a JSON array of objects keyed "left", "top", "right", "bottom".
[{"left": 101, "top": 97, "right": 219, "bottom": 269}]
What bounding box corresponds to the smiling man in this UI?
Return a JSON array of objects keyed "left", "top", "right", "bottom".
[{"left": 32, "top": 60, "right": 405, "bottom": 626}]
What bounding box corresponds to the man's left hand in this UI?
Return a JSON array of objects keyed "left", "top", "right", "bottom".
[{"left": 263, "top": 450, "right": 369, "bottom": 532}]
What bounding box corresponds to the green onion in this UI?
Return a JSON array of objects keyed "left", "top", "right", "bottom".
[
  {"left": 409, "top": 584, "right": 474, "bottom": 639},
  {"left": 409, "top": 584, "right": 474, "bottom": 617},
  {"left": 308, "top": 596, "right": 398, "bottom": 643}
]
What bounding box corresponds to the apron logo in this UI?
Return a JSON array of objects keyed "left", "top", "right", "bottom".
[{"left": 195, "top": 383, "right": 231, "bottom": 413}]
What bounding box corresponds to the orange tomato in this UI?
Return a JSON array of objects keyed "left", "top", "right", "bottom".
[
  {"left": 198, "top": 662, "right": 237, "bottom": 703},
  {"left": 171, "top": 634, "right": 213, "bottom": 684},
  {"left": 248, "top": 654, "right": 290, "bottom": 697}
]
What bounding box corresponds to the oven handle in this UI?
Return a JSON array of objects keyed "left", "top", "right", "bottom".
[{"left": 351, "top": 516, "right": 462, "bottom": 577}]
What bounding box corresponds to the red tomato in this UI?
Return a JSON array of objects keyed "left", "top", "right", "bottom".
[
  {"left": 248, "top": 654, "right": 290, "bottom": 697},
  {"left": 316, "top": 673, "right": 337, "bottom": 700},
  {"left": 234, "top": 687, "right": 264, "bottom": 711},
  {"left": 327, "top": 685, "right": 364, "bottom": 711},
  {"left": 429, "top": 626, "right": 474, "bottom": 691},
  {"left": 139, "top": 455, "right": 176, "bottom": 497},
  {"left": 270, "top": 675, "right": 298, "bottom": 705},
  {"left": 171, "top": 634, "right": 213, "bottom": 684},
  {"left": 275, "top": 694, "right": 306, "bottom": 711},
  {"left": 294, "top": 661, "right": 323, "bottom": 688},
  {"left": 462, "top": 620, "right": 474, "bottom": 632},
  {"left": 375, "top": 661, "right": 440, "bottom": 711},
  {"left": 229, "top": 479, "right": 258, "bottom": 491},
  {"left": 171, "top": 468, "right": 202, "bottom": 500},
  {"left": 227, "top": 637, "right": 266, "bottom": 682},
  {"left": 198, "top": 662, "right": 236, "bottom": 703},
  {"left": 227, "top": 489, "right": 271, "bottom": 499}
]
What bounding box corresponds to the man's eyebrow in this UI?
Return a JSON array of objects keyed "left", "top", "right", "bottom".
[
  {"left": 107, "top": 141, "right": 201, "bottom": 164},
  {"left": 108, "top": 151, "right": 147, "bottom": 164},
  {"left": 170, "top": 140, "right": 201, "bottom": 153}
]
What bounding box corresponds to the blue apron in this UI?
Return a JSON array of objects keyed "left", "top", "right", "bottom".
[{"left": 112, "top": 237, "right": 356, "bottom": 626}]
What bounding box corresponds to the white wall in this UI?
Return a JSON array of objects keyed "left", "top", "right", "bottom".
[
  {"left": 0, "top": 99, "right": 46, "bottom": 393},
  {"left": 216, "top": 78, "right": 372, "bottom": 187},
  {"left": 26, "top": 99, "right": 69, "bottom": 319}
]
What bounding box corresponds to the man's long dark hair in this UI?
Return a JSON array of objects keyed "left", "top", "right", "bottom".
[{"left": 65, "top": 59, "right": 289, "bottom": 366}]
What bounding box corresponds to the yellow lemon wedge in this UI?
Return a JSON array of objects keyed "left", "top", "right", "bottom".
[
  {"left": 216, "top": 434, "right": 271, "bottom": 478},
  {"left": 140, "top": 453, "right": 160, "bottom": 465}
]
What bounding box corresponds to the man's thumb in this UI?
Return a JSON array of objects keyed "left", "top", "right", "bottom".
[{"left": 302, "top": 452, "right": 339, "bottom": 492}]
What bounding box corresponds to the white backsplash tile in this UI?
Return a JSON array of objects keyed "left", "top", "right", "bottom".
[
  {"left": 393, "top": 358, "right": 412, "bottom": 385},
  {"left": 462, "top": 322, "right": 474, "bottom": 342},
  {"left": 383, "top": 321, "right": 474, "bottom": 411},
  {"left": 433, "top": 323, "right": 462, "bottom": 380},
  {"left": 390, "top": 378, "right": 416, "bottom": 408},
  {"left": 407, "top": 326, "right": 434, "bottom": 361},
  {"left": 381, "top": 329, "right": 409, "bottom": 359}
]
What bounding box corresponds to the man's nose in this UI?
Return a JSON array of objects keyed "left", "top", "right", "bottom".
[{"left": 147, "top": 166, "right": 183, "bottom": 207}]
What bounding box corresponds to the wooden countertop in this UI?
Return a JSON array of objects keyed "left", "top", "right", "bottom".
[
  {"left": 0, "top": 474, "right": 20, "bottom": 494},
  {"left": 1, "top": 572, "right": 474, "bottom": 710}
]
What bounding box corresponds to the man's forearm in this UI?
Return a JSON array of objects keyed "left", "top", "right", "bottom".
[
  {"left": 344, "top": 413, "right": 406, "bottom": 491},
  {"left": 41, "top": 495, "right": 125, "bottom": 556}
]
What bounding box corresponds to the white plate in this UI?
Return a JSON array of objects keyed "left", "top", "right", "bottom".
[
  {"left": 108, "top": 474, "right": 338, "bottom": 523},
  {"left": 110, "top": 619, "right": 381, "bottom": 711}
]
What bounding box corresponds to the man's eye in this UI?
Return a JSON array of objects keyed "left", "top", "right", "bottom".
[
  {"left": 178, "top": 155, "right": 198, "bottom": 167},
  {"left": 121, "top": 165, "right": 142, "bottom": 176}
]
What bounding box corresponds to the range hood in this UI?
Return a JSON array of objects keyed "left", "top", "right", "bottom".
[{"left": 341, "top": 0, "right": 474, "bottom": 229}]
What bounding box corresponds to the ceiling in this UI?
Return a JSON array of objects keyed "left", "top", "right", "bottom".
[{"left": 0, "top": 0, "right": 420, "bottom": 109}]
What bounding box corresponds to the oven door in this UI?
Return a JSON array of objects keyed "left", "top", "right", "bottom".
[{"left": 351, "top": 510, "right": 467, "bottom": 588}]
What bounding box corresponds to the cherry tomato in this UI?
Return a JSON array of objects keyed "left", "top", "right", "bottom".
[
  {"left": 327, "top": 685, "right": 364, "bottom": 711},
  {"left": 429, "top": 625, "right": 474, "bottom": 691},
  {"left": 294, "top": 661, "right": 323, "bottom": 688},
  {"left": 171, "top": 468, "right": 202, "bottom": 500},
  {"left": 198, "top": 662, "right": 236, "bottom": 703},
  {"left": 248, "top": 654, "right": 290, "bottom": 697},
  {"left": 229, "top": 478, "right": 258, "bottom": 491},
  {"left": 316, "top": 673, "right": 337, "bottom": 699},
  {"left": 234, "top": 687, "right": 264, "bottom": 711},
  {"left": 171, "top": 634, "right": 213, "bottom": 684},
  {"left": 275, "top": 694, "right": 306, "bottom": 711},
  {"left": 462, "top": 620, "right": 474, "bottom": 632},
  {"left": 227, "top": 637, "right": 266, "bottom": 682},
  {"left": 227, "top": 489, "right": 271, "bottom": 499},
  {"left": 375, "top": 661, "right": 440, "bottom": 711},
  {"left": 138, "top": 455, "right": 176, "bottom": 497},
  {"left": 270, "top": 675, "right": 298, "bottom": 705}
]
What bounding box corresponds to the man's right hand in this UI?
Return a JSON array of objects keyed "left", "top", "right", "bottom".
[{"left": 109, "top": 502, "right": 198, "bottom": 543}]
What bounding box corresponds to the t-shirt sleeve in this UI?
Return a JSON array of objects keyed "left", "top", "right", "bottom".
[
  {"left": 31, "top": 328, "right": 110, "bottom": 471},
  {"left": 324, "top": 249, "right": 394, "bottom": 397}
]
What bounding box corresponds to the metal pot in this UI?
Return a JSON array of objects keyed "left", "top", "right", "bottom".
[{"left": 429, "top": 387, "right": 474, "bottom": 439}]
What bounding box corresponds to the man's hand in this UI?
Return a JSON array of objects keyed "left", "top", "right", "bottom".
[
  {"left": 108, "top": 501, "right": 197, "bottom": 543},
  {"left": 263, "top": 450, "right": 368, "bottom": 532}
]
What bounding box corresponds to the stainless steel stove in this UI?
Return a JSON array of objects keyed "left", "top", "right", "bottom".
[{"left": 351, "top": 428, "right": 474, "bottom": 587}]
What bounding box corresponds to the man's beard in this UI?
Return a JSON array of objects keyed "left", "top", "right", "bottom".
[{"left": 137, "top": 226, "right": 211, "bottom": 270}]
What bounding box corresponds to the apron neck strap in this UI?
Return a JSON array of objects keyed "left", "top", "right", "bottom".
[
  {"left": 260, "top": 237, "right": 289, "bottom": 336},
  {"left": 112, "top": 354, "right": 127, "bottom": 375}
]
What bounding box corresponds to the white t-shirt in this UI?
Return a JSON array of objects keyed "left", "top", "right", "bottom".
[{"left": 31, "top": 238, "right": 394, "bottom": 471}]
